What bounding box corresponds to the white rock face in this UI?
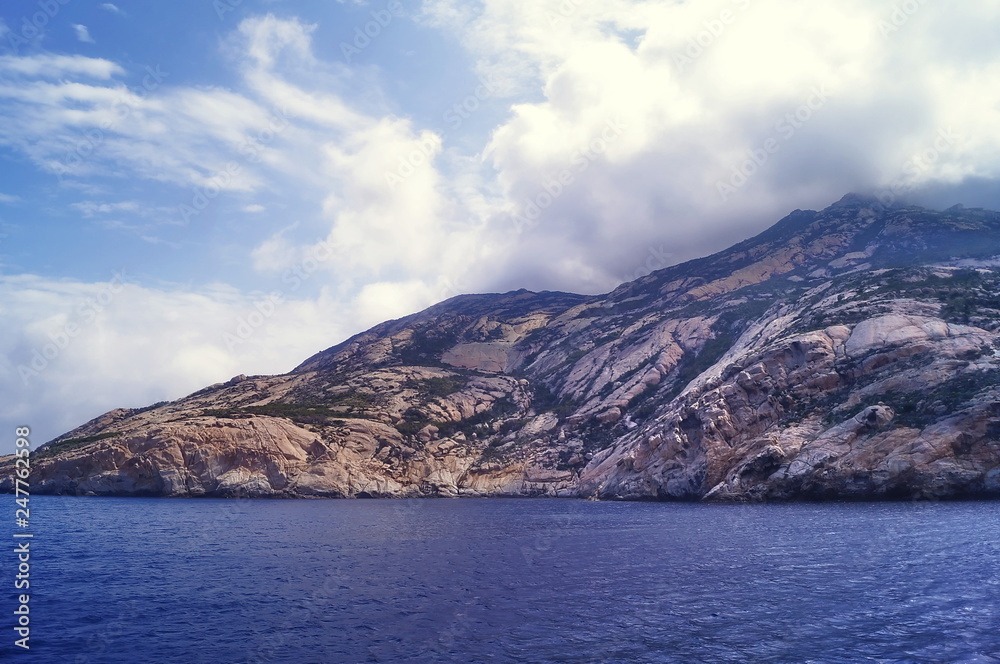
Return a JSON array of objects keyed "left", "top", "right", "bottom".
[
  {"left": 845, "top": 315, "right": 955, "bottom": 356},
  {"left": 442, "top": 342, "right": 513, "bottom": 372}
]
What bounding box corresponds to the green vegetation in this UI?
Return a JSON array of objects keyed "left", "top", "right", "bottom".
[
  {"left": 901, "top": 369, "right": 1000, "bottom": 426},
  {"left": 393, "top": 396, "right": 522, "bottom": 440},
  {"left": 35, "top": 432, "right": 119, "bottom": 458},
  {"left": 866, "top": 268, "right": 1000, "bottom": 325},
  {"left": 397, "top": 329, "right": 458, "bottom": 366},
  {"left": 873, "top": 212, "right": 1000, "bottom": 267},
  {"left": 326, "top": 390, "right": 376, "bottom": 409},
  {"left": 631, "top": 399, "right": 659, "bottom": 420},
  {"left": 790, "top": 267, "right": 1000, "bottom": 333},
  {"left": 531, "top": 383, "right": 578, "bottom": 420},
  {"left": 413, "top": 376, "right": 466, "bottom": 398},
  {"left": 576, "top": 419, "right": 619, "bottom": 453},
  {"left": 603, "top": 297, "right": 651, "bottom": 315},
  {"left": 128, "top": 401, "right": 169, "bottom": 416},
  {"left": 827, "top": 369, "right": 1000, "bottom": 429},
  {"left": 593, "top": 330, "right": 623, "bottom": 346},
  {"left": 394, "top": 419, "right": 428, "bottom": 436},
  {"left": 623, "top": 377, "right": 662, "bottom": 421},
  {"left": 596, "top": 358, "right": 654, "bottom": 399},
  {"left": 663, "top": 331, "right": 734, "bottom": 403},
  {"left": 203, "top": 398, "right": 376, "bottom": 425}
]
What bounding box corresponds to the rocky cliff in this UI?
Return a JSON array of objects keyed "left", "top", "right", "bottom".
[{"left": 7, "top": 194, "right": 1000, "bottom": 501}]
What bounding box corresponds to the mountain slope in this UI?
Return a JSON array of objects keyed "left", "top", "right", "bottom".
[{"left": 7, "top": 194, "right": 1000, "bottom": 500}]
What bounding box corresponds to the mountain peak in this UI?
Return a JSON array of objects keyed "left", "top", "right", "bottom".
[{"left": 828, "top": 192, "right": 886, "bottom": 211}]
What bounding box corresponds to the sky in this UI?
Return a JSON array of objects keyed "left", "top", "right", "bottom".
[{"left": 2, "top": 0, "right": 1000, "bottom": 451}]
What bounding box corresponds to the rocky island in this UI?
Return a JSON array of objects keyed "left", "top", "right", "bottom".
[{"left": 7, "top": 194, "right": 1000, "bottom": 501}]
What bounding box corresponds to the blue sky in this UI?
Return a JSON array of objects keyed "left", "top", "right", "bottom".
[{"left": 2, "top": 0, "right": 1000, "bottom": 451}]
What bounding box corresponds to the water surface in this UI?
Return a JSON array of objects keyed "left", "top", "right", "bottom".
[{"left": 6, "top": 497, "right": 1000, "bottom": 663}]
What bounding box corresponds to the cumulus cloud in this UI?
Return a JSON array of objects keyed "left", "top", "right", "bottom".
[
  {"left": 232, "top": 14, "right": 502, "bottom": 301},
  {"left": 423, "top": 0, "right": 1000, "bottom": 292},
  {"left": 100, "top": 3, "right": 122, "bottom": 14}
]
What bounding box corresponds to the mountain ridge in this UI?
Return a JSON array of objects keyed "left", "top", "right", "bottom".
[{"left": 7, "top": 193, "right": 1000, "bottom": 501}]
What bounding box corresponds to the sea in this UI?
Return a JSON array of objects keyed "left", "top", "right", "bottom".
[{"left": 4, "top": 496, "right": 1000, "bottom": 663}]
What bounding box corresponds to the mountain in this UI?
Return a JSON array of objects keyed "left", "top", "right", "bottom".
[{"left": 7, "top": 194, "right": 1000, "bottom": 501}]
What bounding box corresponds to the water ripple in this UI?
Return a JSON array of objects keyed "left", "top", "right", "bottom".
[{"left": 16, "top": 497, "right": 1000, "bottom": 663}]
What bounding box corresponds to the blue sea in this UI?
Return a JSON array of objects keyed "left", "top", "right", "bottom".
[{"left": 4, "top": 497, "right": 1000, "bottom": 663}]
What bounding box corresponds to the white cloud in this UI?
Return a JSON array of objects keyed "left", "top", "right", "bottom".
[
  {"left": 250, "top": 232, "right": 297, "bottom": 272},
  {"left": 0, "top": 273, "right": 352, "bottom": 449},
  {"left": 0, "top": 15, "right": 491, "bottom": 305},
  {"left": 420, "top": 0, "right": 1000, "bottom": 291},
  {"left": 233, "top": 15, "right": 367, "bottom": 131},
  {"left": 71, "top": 200, "right": 140, "bottom": 217},
  {"left": 216, "top": 16, "right": 502, "bottom": 302},
  {"left": 0, "top": 54, "right": 122, "bottom": 78},
  {"left": 243, "top": 203, "right": 265, "bottom": 212},
  {"left": 0, "top": 15, "right": 380, "bottom": 205},
  {"left": 0, "top": 193, "right": 20, "bottom": 204},
  {"left": 0, "top": 61, "right": 283, "bottom": 190},
  {"left": 100, "top": 3, "right": 122, "bottom": 14},
  {"left": 72, "top": 24, "right": 96, "bottom": 44},
  {"left": 237, "top": 14, "right": 317, "bottom": 70}
]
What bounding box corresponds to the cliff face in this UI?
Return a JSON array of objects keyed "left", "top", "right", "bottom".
[{"left": 8, "top": 194, "right": 1000, "bottom": 501}]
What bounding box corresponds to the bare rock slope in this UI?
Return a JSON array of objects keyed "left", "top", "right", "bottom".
[{"left": 8, "top": 195, "right": 1000, "bottom": 501}]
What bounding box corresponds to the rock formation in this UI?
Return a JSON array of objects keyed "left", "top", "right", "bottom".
[{"left": 6, "top": 194, "right": 1000, "bottom": 501}]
